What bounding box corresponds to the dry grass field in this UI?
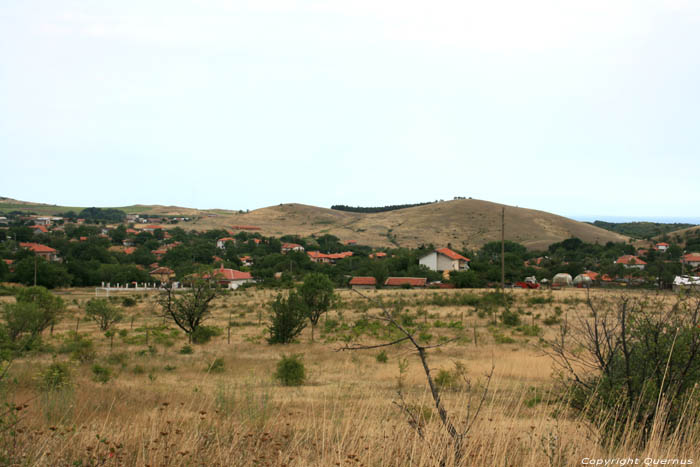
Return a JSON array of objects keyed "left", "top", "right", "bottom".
[{"left": 2, "top": 287, "right": 698, "bottom": 466}]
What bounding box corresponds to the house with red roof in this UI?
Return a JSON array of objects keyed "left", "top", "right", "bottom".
[
  {"left": 349, "top": 276, "right": 377, "bottom": 290},
  {"left": 419, "top": 247, "right": 470, "bottom": 272},
  {"left": 655, "top": 242, "right": 670, "bottom": 252},
  {"left": 384, "top": 277, "right": 427, "bottom": 288},
  {"left": 682, "top": 253, "right": 700, "bottom": 269},
  {"left": 615, "top": 255, "right": 647, "bottom": 270},
  {"left": 369, "top": 252, "right": 387, "bottom": 259},
  {"left": 150, "top": 266, "right": 175, "bottom": 283},
  {"left": 281, "top": 243, "right": 305, "bottom": 254},
  {"left": 239, "top": 255, "right": 253, "bottom": 267},
  {"left": 207, "top": 265, "right": 255, "bottom": 290},
  {"left": 30, "top": 225, "right": 49, "bottom": 235},
  {"left": 19, "top": 242, "right": 61, "bottom": 262},
  {"left": 307, "top": 251, "right": 353, "bottom": 264}
]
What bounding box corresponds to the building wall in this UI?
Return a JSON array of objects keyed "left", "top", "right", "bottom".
[{"left": 419, "top": 252, "right": 439, "bottom": 271}]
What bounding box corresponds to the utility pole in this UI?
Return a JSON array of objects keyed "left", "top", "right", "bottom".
[{"left": 501, "top": 207, "right": 505, "bottom": 292}]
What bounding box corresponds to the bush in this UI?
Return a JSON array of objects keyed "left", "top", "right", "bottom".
[
  {"left": 376, "top": 350, "right": 388, "bottom": 363},
  {"left": 206, "top": 357, "right": 225, "bottom": 373},
  {"left": 59, "top": 332, "right": 96, "bottom": 363},
  {"left": 91, "top": 364, "right": 112, "bottom": 383},
  {"left": 500, "top": 308, "right": 521, "bottom": 326},
  {"left": 550, "top": 294, "right": 700, "bottom": 444},
  {"left": 274, "top": 354, "right": 306, "bottom": 386},
  {"left": 121, "top": 297, "right": 137, "bottom": 307},
  {"left": 191, "top": 325, "right": 222, "bottom": 344},
  {"left": 267, "top": 292, "right": 307, "bottom": 344},
  {"left": 39, "top": 362, "right": 71, "bottom": 391},
  {"left": 179, "top": 344, "right": 194, "bottom": 355}
]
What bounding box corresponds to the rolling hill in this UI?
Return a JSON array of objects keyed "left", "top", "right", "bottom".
[{"left": 1, "top": 197, "right": 630, "bottom": 251}]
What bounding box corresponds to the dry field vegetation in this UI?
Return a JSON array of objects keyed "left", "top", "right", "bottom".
[{"left": 2, "top": 287, "right": 699, "bottom": 466}]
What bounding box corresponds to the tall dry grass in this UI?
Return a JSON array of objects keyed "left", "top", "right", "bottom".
[{"left": 1, "top": 288, "right": 698, "bottom": 466}]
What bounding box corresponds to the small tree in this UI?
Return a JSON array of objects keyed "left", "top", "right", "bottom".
[
  {"left": 84, "top": 298, "right": 123, "bottom": 331},
  {"left": 158, "top": 278, "right": 220, "bottom": 342},
  {"left": 267, "top": 291, "right": 307, "bottom": 344},
  {"left": 15, "top": 286, "right": 65, "bottom": 329},
  {"left": 299, "top": 273, "right": 335, "bottom": 342}
]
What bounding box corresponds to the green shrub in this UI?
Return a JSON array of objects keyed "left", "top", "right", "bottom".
[
  {"left": 39, "top": 362, "right": 71, "bottom": 391},
  {"left": 206, "top": 357, "right": 225, "bottom": 373},
  {"left": 191, "top": 325, "right": 222, "bottom": 344},
  {"left": 132, "top": 365, "right": 145, "bottom": 375},
  {"left": 59, "top": 332, "right": 96, "bottom": 363},
  {"left": 121, "top": 297, "right": 137, "bottom": 307},
  {"left": 376, "top": 350, "right": 388, "bottom": 363},
  {"left": 434, "top": 369, "right": 458, "bottom": 391},
  {"left": 179, "top": 344, "right": 194, "bottom": 355},
  {"left": 517, "top": 324, "right": 542, "bottom": 336},
  {"left": 500, "top": 308, "right": 521, "bottom": 326},
  {"left": 274, "top": 354, "right": 306, "bottom": 386},
  {"left": 91, "top": 364, "right": 112, "bottom": 383},
  {"left": 106, "top": 352, "right": 129, "bottom": 367}
]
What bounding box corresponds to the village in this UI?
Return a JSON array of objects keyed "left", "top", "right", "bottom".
[{"left": 1, "top": 209, "right": 699, "bottom": 294}]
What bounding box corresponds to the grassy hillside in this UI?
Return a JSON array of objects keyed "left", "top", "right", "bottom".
[
  {"left": 590, "top": 220, "right": 696, "bottom": 239},
  {"left": 0, "top": 197, "right": 630, "bottom": 250}
]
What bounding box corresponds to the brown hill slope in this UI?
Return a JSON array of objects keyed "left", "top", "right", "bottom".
[
  {"left": 186, "top": 199, "right": 629, "bottom": 250},
  {"left": 1, "top": 197, "right": 630, "bottom": 250}
]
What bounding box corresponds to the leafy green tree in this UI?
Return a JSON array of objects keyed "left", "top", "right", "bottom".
[
  {"left": 11, "top": 257, "right": 72, "bottom": 288},
  {"left": 2, "top": 288, "right": 64, "bottom": 352},
  {"left": 85, "top": 298, "right": 123, "bottom": 331},
  {"left": 267, "top": 291, "right": 307, "bottom": 344},
  {"left": 109, "top": 225, "right": 127, "bottom": 245},
  {"left": 158, "top": 278, "right": 221, "bottom": 342},
  {"left": 299, "top": 273, "right": 335, "bottom": 341}
]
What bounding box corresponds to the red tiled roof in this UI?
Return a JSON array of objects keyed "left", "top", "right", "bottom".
[
  {"left": 349, "top": 276, "right": 376, "bottom": 286},
  {"left": 209, "top": 267, "right": 253, "bottom": 281},
  {"left": 616, "top": 255, "right": 647, "bottom": 265},
  {"left": 218, "top": 237, "right": 236, "bottom": 243},
  {"left": 150, "top": 267, "right": 174, "bottom": 275},
  {"left": 151, "top": 249, "right": 167, "bottom": 255},
  {"left": 656, "top": 242, "right": 670, "bottom": 247},
  {"left": 583, "top": 271, "right": 599, "bottom": 280},
  {"left": 370, "top": 252, "right": 387, "bottom": 259},
  {"left": 124, "top": 247, "right": 136, "bottom": 255},
  {"left": 436, "top": 247, "right": 470, "bottom": 262},
  {"left": 19, "top": 242, "right": 57, "bottom": 253},
  {"left": 240, "top": 255, "right": 252, "bottom": 261},
  {"left": 31, "top": 225, "right": 49, "bottom": 233},
  {"left": 282, "top": 243, "right": 303, "bottom": 249},
  {"left": 3, "top": 259, "right": 13, "bottom": 265},
  {"left": 308, "top": 251, "right": 353, "bottom": 260},
  {"left": 384, "top": 277, "right": 427, "bottom": 287},
  {"left": 126, "top": 228, "right": 139, "bottom": 234},
  {"left": 79, "top": 236, "right": 88, "bottom": 241},
  {"left": 683, "top": 253, "right": 700, "bottom": 262}
]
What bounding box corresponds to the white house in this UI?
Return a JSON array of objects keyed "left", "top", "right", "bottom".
[
  {"left": 281, "top": 242, "right": 305, "bottom": 254},
  {"left": 216, "top": 237, "right": 236, "bottom": 249},
  {"left": 208, "top": 266, "right": 255, "bottom": 290},
  {"left": 419, "top": 247, "right": 470, "bottom": 272}
]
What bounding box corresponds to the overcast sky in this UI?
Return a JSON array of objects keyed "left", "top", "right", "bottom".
[{"left": 1, "top": 1, "right": 699, "bottom": 222}]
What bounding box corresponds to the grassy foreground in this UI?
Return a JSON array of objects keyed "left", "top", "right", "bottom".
[{"left": 1, "top": 288, "right": 698, "bottom": 466}]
